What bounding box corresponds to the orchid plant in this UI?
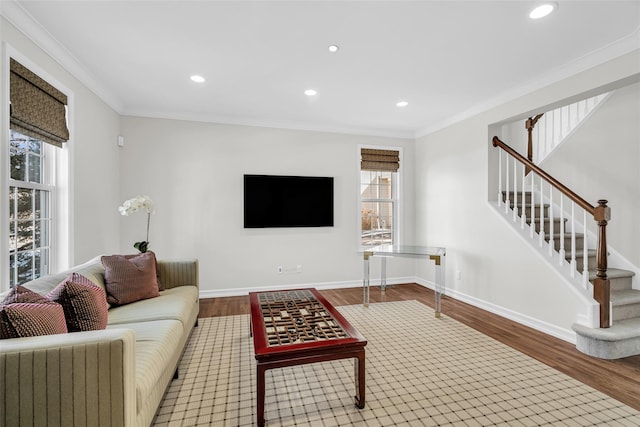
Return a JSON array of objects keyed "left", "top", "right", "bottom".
[{"left": 119, "top": 195, "right": 154, "bottom": 253}]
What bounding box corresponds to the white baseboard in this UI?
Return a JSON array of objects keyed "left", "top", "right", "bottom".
[
  {"left": 199, "top": 276, "right": 576, "bottom": 344},
  {"left": 198, "top": 276, "right": 415, "bottom": 299},
  {"left": 414, "top": 277, "right": 576, "bottom": 344}
]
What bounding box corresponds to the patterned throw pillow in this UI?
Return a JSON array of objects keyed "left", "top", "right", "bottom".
[
  {"left": 123, "top": 251, "right": 164, "bottom": 291},
  {"left": 0, "top": 286, "right": 68, "bottom": 339},
  {"left": 47, "top": 273, "right": 109, "bottom": 332},
  {"left": 102, "top": 252, "right": 160, "bottom": 306}
]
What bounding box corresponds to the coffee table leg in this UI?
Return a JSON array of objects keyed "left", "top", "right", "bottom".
[
  {"left": 354, "top": 351, "right": 366, "bottom": 409},
  {"left": 257, "top": 364, "right": 266, "bottom": 427}
]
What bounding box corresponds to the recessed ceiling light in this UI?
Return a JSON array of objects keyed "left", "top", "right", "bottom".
[
  {"left": 529, "top": 3, "right": 557, "bottom": 19},
  {"left": 304, "top": 89, "right": 318, "bottom": 96},
  {"left": 396, "top": 101, "right": 409, "bottom": 108},
  {"left": 190, "top": 75, "right": 205, "bottom": 83},
  {"left": 328, "top": 45, "right": 339, "bottom": 53}
]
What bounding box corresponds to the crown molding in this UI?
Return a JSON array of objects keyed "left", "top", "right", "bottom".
[
  {"left": 123, "top": 109, "right": 415, "bottom": 140},
  {"left": 414, "top": 28, "right": 640, "bottom": 139},
  {"left": 1, "top": 0, "right": 124, "bottom": 113}
]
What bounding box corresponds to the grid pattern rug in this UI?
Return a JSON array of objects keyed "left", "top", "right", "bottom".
[{"left": 153, "top": 300, "right": 640, "bottom": 426}]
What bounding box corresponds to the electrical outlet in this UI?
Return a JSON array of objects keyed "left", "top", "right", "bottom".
[
  {"left": 277, "top": 266, "right": 283, "bottom": 274},
  {"left": 456, "top": 270, "right": 462, "bottom": 280},
  {"left": 297, "top": 265, "right": 303, "bottom": 273}
]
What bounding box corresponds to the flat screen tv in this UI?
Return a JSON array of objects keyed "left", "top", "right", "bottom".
[{"left": 244, "top": 174, "right": 334, "bottom": 228}]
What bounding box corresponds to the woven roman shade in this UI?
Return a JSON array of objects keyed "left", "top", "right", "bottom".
[
  {"left": 10, "top": 58, "right": 69, "bottom": 147},
  {"left": 361, "top": 148, "right": 400, "bottom": 172}
]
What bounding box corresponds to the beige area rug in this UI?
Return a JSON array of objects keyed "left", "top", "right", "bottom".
[{"left": 153, "top": 301, "right": 640, "bottom": 426}]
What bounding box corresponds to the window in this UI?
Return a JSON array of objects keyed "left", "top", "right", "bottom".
[
  {"left": 359, "top": 148, "right": 400, "bottom": 247},
  {"left": 6, "top": 57, "right": 70, "bottom": 289},
  {"left": 9, "top": 131, "right": 54, "bottom": 287}
]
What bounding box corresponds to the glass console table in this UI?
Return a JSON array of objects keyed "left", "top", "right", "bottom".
[{"left": 363, "top": 245, "right": 446, "bottom": 317}]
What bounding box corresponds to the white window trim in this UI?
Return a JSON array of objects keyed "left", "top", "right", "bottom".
[
  {"left": 357, "top": 144, "right": 403, "bottom": 251},
  {"left": 1, "top": 43, "right": 74, "bottom": 291}
]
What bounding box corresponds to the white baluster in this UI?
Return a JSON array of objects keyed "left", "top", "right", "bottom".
[
  {"left": 513, "top": 157, "right": 518, "bottom": 221},
  {"left": 505, "top": 153, "right": 510, "bottom": 214},
  {"left": 530, "top": 173, "right": 535, "bottom": 238},
  {"left": 559, "top": 195, "right": 566, "bottom": 266},
  {"left": 569, "top": 103, "right": 578, "bottom": 131},
  {"left": 539, "top": 176, "right": 545, "bottom": 247},
  {"left": 570, "top": 202, "right": 577, "bottom": 277},
  {"left": 497, "top": 150, "right": 502, "bottom": 207},
  {"left": 521, "top": 164, "right": 526, "bottom": 229},
  {"left": 547, "top": 113, "right": 554, "bottom": 157},
  {"left": 583, "top": 211, "right": 589, "bottom": 288},
  {"left": 551, "top": 108, "right": 562, "bottom": 150},
  {"left": 536, "top": 119, "right": 544, "bottom": 161},
  {"left": 548, "top": 184, "right": 554, "bottom": 256}
]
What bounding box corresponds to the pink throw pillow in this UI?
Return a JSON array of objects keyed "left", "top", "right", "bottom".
[
  {"left": 102, "top": 252, "right": 160, "bottom": 305},
  {"left": 48, "top": 273, "right": 109, "bottom": 332},
  {"left": 0, "top": 286, "right": 68, "bottom": 339}
]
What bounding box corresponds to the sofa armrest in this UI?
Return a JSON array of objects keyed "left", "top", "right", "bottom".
[
  {"left": 0, "top": 329, "right": 136, "bottom": 427},
  {"left": 157, "top": 258, "right": 199, "bottom": 289}
]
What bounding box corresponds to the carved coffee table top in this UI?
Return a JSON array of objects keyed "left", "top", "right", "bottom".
[{"left": 249, "top": 288, "right": 366, "bottom": 360}]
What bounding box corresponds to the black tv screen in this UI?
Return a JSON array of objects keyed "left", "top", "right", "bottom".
[{"left": 244, "top": 174, "right": 334, "bottom": 228}]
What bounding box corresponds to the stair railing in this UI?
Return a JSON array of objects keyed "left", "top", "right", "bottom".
[{"left": 492, "top": 136, "right": 611, "bottom": 328}]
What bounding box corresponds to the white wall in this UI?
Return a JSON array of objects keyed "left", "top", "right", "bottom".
[
  {"left": 1, "top": 17, "right": 122, "bottom": 271},
  {"left": 415, "top": 50, "right": 640, "bottom": 339},
  {"left": 119, "top": 117, "right": 415, "bottom": 295}
]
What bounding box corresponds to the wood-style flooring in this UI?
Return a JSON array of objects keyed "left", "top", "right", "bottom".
[{"left": 199, "top": 283, "right": 640, "bottom": 411}]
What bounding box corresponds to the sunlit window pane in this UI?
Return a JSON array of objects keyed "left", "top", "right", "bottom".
[
  {"left": 361, "top": 201, "right": 393, "bottom": 246},
  {"left": 29, "top": 153, "right": 41, "bottom": 183},
  {"left": 10, "top": 139, "right": 26, "bottom": 181},
  {"left": 17, "top": 251, "right": 33, "bottom": 284},
  {"left": 17, "top": 188, "right": 33, "bottom": 220}
]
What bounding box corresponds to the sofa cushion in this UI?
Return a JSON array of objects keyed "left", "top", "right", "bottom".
[
  {"left": 0, "top": 286, "right": 68, "bottom": 339},
  {"left": 107, "top": 285, "right": 198, "bottom": 328},
  {"left": 102, "top": 253, "right": 160, "bottom": 305},
  {"left": 47, "top": 273, "right": 109, "bottom": 332},
  {"left": 107, "top": 319, "right": 184, "bottom": 414}
]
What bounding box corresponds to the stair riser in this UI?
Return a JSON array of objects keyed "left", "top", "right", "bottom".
[
  {"left": 609, "top": 276, "right": 634, "bottom": 292},
  {"left": 508, "top": 205, "right": 550, "bottom": 218},
  {"left": 552, "top": 235, "right": 585, "bottom": 252},
  {"left": 574, "top": 331, "right": 640, "bottom": 359},
  {"left": 502, "top": 192, "right": 533, "bottom": 204},
  {"left": 526, "top": 218, "right": 567, "bottom": 234},
  {"left": 613, "top": 303, "right": 640, "bottom": 322},
  {"left": 573, "top": 255, "right": 596, "bottom": 271}
]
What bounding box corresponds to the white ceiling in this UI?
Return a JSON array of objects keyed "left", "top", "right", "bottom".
[{"left": 3, "top": 1, "right": 640, "bottom": 138}]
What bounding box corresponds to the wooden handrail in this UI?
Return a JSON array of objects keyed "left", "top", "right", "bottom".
[
  {"left": 493, "top": 136, "right": 595, "bottom": 214},
  {"left": 492, "top": 136, "right": 611, "bottom": 328}
]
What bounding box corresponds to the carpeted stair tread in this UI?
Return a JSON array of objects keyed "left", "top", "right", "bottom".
[
  {"left": 573, "top": 318, "right": 640, "bottom": 341},
  {"left": 588, "top": 268, "right": 636, "bottom": 280}
]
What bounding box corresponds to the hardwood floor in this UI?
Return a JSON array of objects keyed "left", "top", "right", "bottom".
[{"left": 199, "top": 283, "right": 640, "bottom": 411}]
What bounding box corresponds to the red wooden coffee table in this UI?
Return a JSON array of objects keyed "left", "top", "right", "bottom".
[{"left": 249, "top": 288, "right": 367, "bottom": 427}]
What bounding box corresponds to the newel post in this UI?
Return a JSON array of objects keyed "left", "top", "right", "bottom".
[{"left": 593, "top": 199, "right": 611, "bottom": 328}]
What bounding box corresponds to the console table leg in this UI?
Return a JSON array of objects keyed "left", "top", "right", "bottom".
[
  {"left": 257, "top": 364, "right": 266, "bottom": 427},
  {"left": 354, "top": 352, "right": 366, "bottom": 409},
  {"left": 363, "top": 252, "right": 372, "bottom": 307}
]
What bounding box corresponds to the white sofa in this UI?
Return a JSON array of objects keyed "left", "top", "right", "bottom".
[{"left": 0, "top": 256, "right": 199, "bottom": 427}]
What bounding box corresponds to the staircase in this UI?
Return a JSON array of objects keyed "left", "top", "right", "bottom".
[{"left": 501, "top": 190, "right": 640, "bottom": 360}]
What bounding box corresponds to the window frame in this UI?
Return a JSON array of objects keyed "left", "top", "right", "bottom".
[
  {"left": 2, "top": 46, "right": 73, "bottom": 291},
  {"left": 357, "top": 145, "right": 402, "bottom": 250}
]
